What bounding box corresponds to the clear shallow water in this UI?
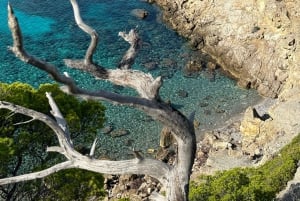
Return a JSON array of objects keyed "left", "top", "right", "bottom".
[{"left": 0, "top": 0, "right": 261, "bottom": 159}]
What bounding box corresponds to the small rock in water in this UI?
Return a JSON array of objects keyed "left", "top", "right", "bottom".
[
  {"left": 125, "top": 139, "right": 134, "bottom": 146},
  {"left": 143, "top": 61, "right": 158, "bottom": 71},
  {"left": 177, "top": 89, "right": 188, "bottom": 98},
  {"left": 131, "top": 9, "right": 149, "bottom": 19},
  {"left": 215, "top": 108, "right": 226, "bottom": 113},
  {"left": 204, "top": 110, "right": 212, "bottom": 115},
  {"left": 183, "top": 60, "right": 203, "bottom": 77},
  {"left": 199, "top": 102, "right": 209, "bottom": 107},
  {"left": 215, "top": 106, "right": 225, "bottom": 113},
  {"left": 160, "top": 58, "right": 177, "bottom": 68},
  {"left": 206, "top": 61, "right": 217, "bottom": 70},
  {"left": 110, "top": 129, "right": 129, "bottom": 137},
  {"left": 101, "top": 125, "right": 113, "bottom": 134}
]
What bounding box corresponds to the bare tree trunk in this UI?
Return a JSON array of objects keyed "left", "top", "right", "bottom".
[{"left": 2, "top": 1, "right": 197, "bottom": 200}]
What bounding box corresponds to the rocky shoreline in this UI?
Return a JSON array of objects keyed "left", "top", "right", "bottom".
[
  {"left": 147, "top": 0, "right": 300, "bottom": 167},
  {"left": 104, "top": 1, "right": 300, "bottom": 200},
  {"left": 148, "top": 0, "right": 300, "bottom": 199},
  {"left": 149, "top": 0, "right": 299, "bottom": 98}
]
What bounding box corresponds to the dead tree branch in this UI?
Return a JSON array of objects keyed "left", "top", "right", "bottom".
[
  {"left": 5, "top": 1, "right": 196, "bottom": 200},
  {"left": 0, "top": 98, "right": 170, "bottom": 185},
  {"left": 70, "top": 0, "right": 98, "bottom": 65},
  {"left": 118, "top": 28, "right": 141, "bottom": 69}
]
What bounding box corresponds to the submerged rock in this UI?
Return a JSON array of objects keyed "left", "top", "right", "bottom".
[
  {"left": 143, "top": 61, "right": 158, "bottom": 71},
  {"left": 177, "top": 89, "right": 188, "bottom": 98},
  {"left": 110, "top": 129, "right": 129, "bottom": 137},
  {"left": 130, "top": 9, "right": 149, "bottom": 19},
  {"left": 101, "top": 125, "right": 113, "bottom": 134}
]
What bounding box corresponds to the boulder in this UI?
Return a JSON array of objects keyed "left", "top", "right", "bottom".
[
  {"left": 131, "top": 9, "right": 148, "bottom": 19},
  {"left": 183, "top": 60, "right": 202, "bottom": 77},
  {"left": 240, "top": 107, "right": 262, "bottom": 138}
]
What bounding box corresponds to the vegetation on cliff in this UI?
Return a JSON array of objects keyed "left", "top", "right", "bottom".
[{"left": 190, "top": 133, "right": 300, "bottom": 201}]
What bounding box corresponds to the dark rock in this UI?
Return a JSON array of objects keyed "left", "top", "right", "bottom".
[
  {"left": 177, "top": 89, "right": 188, "bottom": 98},
  {"left": 110, "top": 129, "right": 129, "bottom": 137},
  {"left": 130, "top": 9, "right": 149, "bottom": 19},
  {"left": 199, "top": 102, "right": 209, "bottom": 107},
  {"left": 143, "top": 61, "right": 158, "bottom": 71},
  {"left": 204, "top": 110, "right": 212, "bottom": 115},
  {"left": 215, "top": 108, "right": 225, "bottom": 113},
  {"left": 207, "top": 61, "right": 217, "bottom": 70},
  {"left": 160, "top": 58, "right": 177, "bottom": 68},
  {"left": 124, "top": 139, "right": 134, "bottom": 147},
  {"left": 189, "top": 36, "right": 205, "bottom": 50},
  {"left": 183, "top": 60, "right": 202, "bottom": 77},
  {"left": 101, "top": 125, "right": 113, "bottom": 134}
]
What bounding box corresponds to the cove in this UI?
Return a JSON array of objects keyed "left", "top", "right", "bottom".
[{"left": 0, "top": 0, "right": 261, "bottom": 159}]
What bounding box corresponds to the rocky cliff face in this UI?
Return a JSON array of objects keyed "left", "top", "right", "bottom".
[
  {"left": 150, "top": 0, "right": 300, "bottom": 181},
  {"left": 151, "top": 0, "right": 299, "bottom": 98}
]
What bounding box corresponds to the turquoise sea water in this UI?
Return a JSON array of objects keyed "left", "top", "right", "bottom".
[{"left": 0, "top": 0, "right": 261, "bottom": 159}]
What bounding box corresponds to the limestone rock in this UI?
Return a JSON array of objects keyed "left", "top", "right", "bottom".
[
  {"left": 240, "top": 107, "right": 262, "bottom": 138},
  {"left": 153, "top": 0, "right": 300, "bottom": 98}
]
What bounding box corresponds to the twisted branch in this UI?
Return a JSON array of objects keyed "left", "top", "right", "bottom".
[
  {"left": 6, "top": 1, "right": 196, "bottom": 200},
  {"left": 0, "top": 98, "right": 170, "bottom": 186},
  {"left": 70, "top": 0, "right": 98, "bottom": 65}
]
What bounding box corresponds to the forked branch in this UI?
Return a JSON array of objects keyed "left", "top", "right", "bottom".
[
  {"left": 6, "top": 1, "right": 196, "bottom": 200},
  {"left": 65, "top": 0, "right": 159, "bottom": 99},
  {"left": 0, "top": 97, "right": 170, "bottom": 186},
  {"left": 118, "top": 28, "right": 141, "bottom": 69}
]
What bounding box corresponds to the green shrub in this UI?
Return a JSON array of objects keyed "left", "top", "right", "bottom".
[
  {"left": 42, "top": 169, "right": 105, "bottom": 201},
  {"left": 0, "top": 82, "right": 106, "bottom": 200},
  {"left": 190, "top": 134, "right": 300, "bottom": 201}
]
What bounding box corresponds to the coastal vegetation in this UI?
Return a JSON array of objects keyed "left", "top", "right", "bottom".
[
  {"left": 0, "top": 82, "right": 106, "bottom": 200},
  {"left": 189, "top": 133, "right": 300, "bottom": 201},
  {"left": 1, "top": 0, "right": 299, "bottom": 200}
]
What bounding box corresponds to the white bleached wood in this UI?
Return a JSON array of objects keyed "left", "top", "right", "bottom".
[
  {"left": 46, "top": 92, "right": 73, "bottom": 146},
  {"left": 0, "top": 101, "right": 170, "bottom": 185},
  {"left": 89, "top": 137, "right": 98, "bottom": 158},
  {"left": 118, "top": 29, "right": 140, "bottom": 69},
  {"left": 6, "top": 1, "right": 196, "bottom": 200},
  {"left": 0, "top": 161, "right": 74, "bottom": 185},
  {"left": 70, "top": 0, "right": 98, "bottom": 65}
]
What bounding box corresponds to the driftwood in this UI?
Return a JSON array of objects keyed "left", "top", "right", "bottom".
[{"left": 2, "top": 1, "right": 196, "bottom": 200}]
